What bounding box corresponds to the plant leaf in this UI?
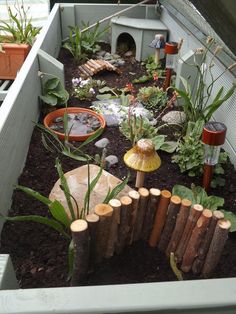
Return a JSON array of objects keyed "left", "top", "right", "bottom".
[
  {"left": 49, "top": 200, "right": 71, "bottom": 228},
  {"left": 172, "top": 185, "right": 193, "bottom": 203},
  {"left": 103, "top": 172, "right": 130, "bottom": 204},
  {"left": 0, "top": 214, "right": 70, "bottom": 239},
  {"left": 221, "top": 210, "right": 236, "bottom": 232},
  {"left": 16, "top": 185, "right": 51, "bottom": 206}
]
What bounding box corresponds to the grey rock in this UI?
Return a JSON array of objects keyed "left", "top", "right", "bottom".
[
  {"left": 115, "top": 59, "right": 125, "bottom": 66},
  {"left": 162, "top": 111, "right": 186, "bottom": 124},
  {"left": 103, "top": 114, "right": 119, "bottom": 127},
  {"left": 105, "top": 155, "right": 118, "bottom": 168},
  {"left": 97, "top": 50, "right": 106, "bottom": 57},
  {"left": 124, "top": 50, "right": 133, "bottom": 57},
  {"left": 95, "top": 137, "right": 110, "bottom": 149},
  {"left": 113, "top": 54, "right": 121, "bottom": 59},
  {"left": 54, "top": 117, "right": 63, "bottom": 123}
]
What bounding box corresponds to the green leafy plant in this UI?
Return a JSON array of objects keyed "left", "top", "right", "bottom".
[
  {"left": 63, "top": 22, "right": 110, "bottom": 62},
  {"left": 39, "top": 72, "right": 69, "bottom": 107},
  {"left": 172, "top": 184, "right": 236, "bottom": 232},
  {"left": 172, "top": 184, "right": 224, "bottom": 210},
  {"left": 137, "top": 86, "right": 168, "bottom": 111},
  {"left": 0, "top": 0, "right": 41, "bottom": 45},
  {"left": 172, "top": 119, "right": 205, "bottom": 176},
  {"left": 120, "top": 115, "right": 177, "bottom": 153},
  {"left": 172, "top": 120, "right": 229, "bottom": 184},
  {"left": 72, "top": 77, "right": 105, "bottom": 101},
  {"left": 175, "top": 38, "right": 236, "bottom": 122}
]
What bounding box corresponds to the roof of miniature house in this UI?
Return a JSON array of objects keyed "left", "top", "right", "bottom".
[{"left": 160, "top": 0, "right": 236, "bottom": 58}]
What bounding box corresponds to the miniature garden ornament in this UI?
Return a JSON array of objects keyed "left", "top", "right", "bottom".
[
  {"left": 202, "top": 122, "right": 227, "bottom": 192},
  {"left": 149, "top": 34, "right": 165, "bottom": 65},
  {"left": 124, "top": 139, "right": 161, "bottom": 188},
  {"left": 163, "top": 41, "right": 179, "bottom": 91}
]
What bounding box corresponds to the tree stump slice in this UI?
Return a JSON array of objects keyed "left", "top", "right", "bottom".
[
  {"left": 142, "top": 188, "right": 161, "bottom": 240},
  {"left": 94, "top": 203, "right": 113, "bottom": 263},
  {"left": 202, "top": 219, "right": 231, "bottom": 277},
  {"left": 70, "top": 219, "right": 89, "bottom": 286},
  {"left": 85, "top": 213, "right": 99, "bottom": 271},
  {"left": 192, "top": 210, "right": 224, "bottom": 274},
  {"left": 105, "top": 199, "right": 121, "bottom": 258},
  {"left": 166, "top": 199, "right": 192, "bottom": 257},
  {"left": 175, "top": 204, "right": 203, "bottom": 263},
  {"left": 116, "top": 196, "right": 132, "bottom": 254},
  {"left": 148, "top": 190, "right": 172, "bottom": 247},
  {"left": 158, "top": 195, "right": 181, "bottom": 252},
  {"left": 127, "top": 190, "right": 140, "bottom": 245},
  {"left": 133, "top": 188, "right": 149, "bottom": 242},
  {"left": 181, "top": 209, "right": 212, "bottom": 273}
]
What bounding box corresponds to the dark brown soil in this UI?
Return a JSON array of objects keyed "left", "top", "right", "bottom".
[{"left": 1, "top": 46, "right": 236, "bottom": 289}]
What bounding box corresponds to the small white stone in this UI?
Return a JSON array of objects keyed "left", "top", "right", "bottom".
[
  {"left": 105, "top": 155, "right": 119, "bottom": 168},
  {"left": 95, "top": 138, "right": 110, "bottom": 148},
  {"left": 162, "top": 111, "right": 186, "bottom": 124}
]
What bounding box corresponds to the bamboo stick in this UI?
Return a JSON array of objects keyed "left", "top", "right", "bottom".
[
  {"left": 148, "top": 190, "right": 172, "bottom": 247},
  {"left": 175, "top": 204, "right": 203, "bottom": 263},
  {"left": 192, "top": 210, "right": 224, "bottom": 274},
  {"left": 181, "top": 209, "right": 212, "bottom": 272},
  {"left": 83, "top": 63, "right": 96, "bottom": 75},
  {"left": 202, "top": 219, "right": 231, "bottom": 277},
  {"left": 105, "top": 199, "right": 121, "bottom": 258},
  {"left": 78, "top": 65, "right": 89, "bottom": 77},
  {"left": 116, "top": 196, "right": 132, "bottom": 254},
  {"left": 166, "top": 199, "right": 192, "bottom": 257},
  {"left": 85, "top": 213, "right": 99, "bottom": 271},
  {"left": 70, "top": 219, "right": 89, "bottom": 286},
  {"left": 89, "top": 59, "right": 101, "bottom": 70},
  {"left": 87, "top": 60, "right": 99, "bottom": 73},
  {"left": 127, "top": 190, "right": 140, "bottom": 245},
  {"left": 158, "top": 195, "right": 181, "bottom": 252},
  {"left": 133, "top": 188, "right": 149, "bottom": 242},
  {"left": 81, "top": 64, "right": 93, "bottom": 76},
  {"left": 94, "top": 203, "right": 113, "bottom": 263},
  {"left": 142, "top": 188, "right": 161, "bottom": 240}
]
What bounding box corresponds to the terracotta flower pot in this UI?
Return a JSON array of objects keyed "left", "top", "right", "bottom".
[
  {"left": 0, "top": 43, "right": 31, "bottom": 80},
  {"left": 43, "top": 107, "right": 106, "bottom": 142}
]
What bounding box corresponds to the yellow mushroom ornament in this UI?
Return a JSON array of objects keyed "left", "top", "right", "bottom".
[{"left": 124, "top": 139, "right": 161, "bottom": 188}]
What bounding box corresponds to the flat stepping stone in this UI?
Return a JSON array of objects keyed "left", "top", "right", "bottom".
[{"left": 49, "top": 164, "right": 132, "bottom": 218}]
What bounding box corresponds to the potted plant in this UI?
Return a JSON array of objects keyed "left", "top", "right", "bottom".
[{"left": 0, "top": 0, "right": 41, "bottom": 80}]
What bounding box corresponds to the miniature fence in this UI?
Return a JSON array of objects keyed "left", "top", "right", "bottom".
[{"left": 70, "top": 187, "right": 230, "bottom": 285}]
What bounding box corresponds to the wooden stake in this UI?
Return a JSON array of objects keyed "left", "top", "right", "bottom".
[
  {"left": 202, "top": 219, "right": 231, "bottom": 277},
  {"left": 142, "top": 188, "right": 161, "bottom": 240},
  {"left": 148, "top": 190, "right": 172, "bottom": 247},
  {"left": 70, "top": 219, "right": 89, "bottom": 286},
  {"left": 105, "top": 199, "right": 121, "bottom": 258},
  {"left": 181, "top": 209, "right": 212, "bottom": 272},
  {"left": 166, "top": 199, "right": 192, "bottom": 257},
  {"left": 192, "top": 210, "right": 224, "bottom": 274},
  {"left": 116, "top": 196, "right": 132, "bottom": 254},
  {"left": 175, "top": 204, "right": 203, "bottom": 263},
  {"left": 133, "top": 188, "right": 149, "bottom": 242},
  {"left": 127, "top": 190, "right": 140, "bottom": 245},
  {"left": 94, "top": 203, "right": 113, "bottom": 263},
  {"left": 85, "top": 213, "right": 99, "bottom": 271},
  {"left": 158, "top": 195, "right": 181, "bottom": 252}
]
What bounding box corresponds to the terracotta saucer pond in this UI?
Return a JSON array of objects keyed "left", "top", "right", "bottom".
[{"left": 43, "top": 107, "right": 106, "bottom": 141}]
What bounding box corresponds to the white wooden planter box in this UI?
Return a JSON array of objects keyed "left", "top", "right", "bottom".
[{"left": 0, "top": 3, "right": 236, "bottom": 313}]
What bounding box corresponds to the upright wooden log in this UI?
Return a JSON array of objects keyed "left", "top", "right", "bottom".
[
  {"left": 105, "top": 199, "right": 121, "bottom": 258},
  {"left": 181, "top": 209, "right": 212, "bottom": 272},
  {"left": 85, "top": 213, "right": 99, "bottom": 271},
  {"left": 127, "top": 190, "right": 140, "bottom": 245},
  {"left": 133, "top": 188, "right": 149, "bottom": 242},
  {"left": 94, "top": 203, "right": 113, "bottom": 263},
  {"left": 70, "top": 219, "right": 89, "bottom": 286},
  {"left": 148, "top": 190, "right": 172, "bottom": 247},
  {"left": 158, "top": 195, "right": 181, "bottom": 252},
  {"left": 202, "top": 219, "right": 231, "bottom": 277},
  {"left": 192, "top": 210, "right": 224, "bottom": 274},
  {"left": 175, "top": 204, "right": 203, "bottom": 263},
  {"left": 166, "top": 199, "right": 192, "bottom": 257},
  {"left": 142, "top": 188, "right": 161, "bottom": 240},
  {"left": 116, "top": 196, "right": 132, "bottom": 254}
]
